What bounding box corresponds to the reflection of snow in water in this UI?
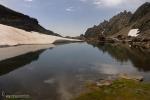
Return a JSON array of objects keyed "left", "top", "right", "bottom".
[
  {"left": 0, "top": 43, "right": 149, "bottom": 100},
  {"left": 0, "top": 44, "right": 55, "bottom": 61}
]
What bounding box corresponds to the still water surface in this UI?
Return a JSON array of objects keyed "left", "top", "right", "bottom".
[{"left": 0, "top": 43, "right": 150, "bottom": 100}]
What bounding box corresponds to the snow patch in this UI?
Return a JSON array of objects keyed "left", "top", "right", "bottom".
[
  {"left": 128, "top": 29, "right": 139, "bottom": 37},
  {"left": 0, "top": 24, "right": 81, "bottom": 46}
]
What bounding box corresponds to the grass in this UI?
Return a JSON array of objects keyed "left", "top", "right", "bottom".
[{"left": 74, "top": 79, "right": 150, "bottom": 100}]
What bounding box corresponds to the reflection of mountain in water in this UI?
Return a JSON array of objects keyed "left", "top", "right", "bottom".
[
  {"left": 0, "top": 45, "right": 54, "bottom": 76},
  {"left": 0, "top": 49, "right": 45, "bottom": 76},
  {"left": 91, "top": 43, "right": 150, "bottom": 72}
]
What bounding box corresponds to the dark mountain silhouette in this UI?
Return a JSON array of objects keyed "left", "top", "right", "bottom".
[{"left": 0, "top": 4, "right": 60, "bottom": 36}]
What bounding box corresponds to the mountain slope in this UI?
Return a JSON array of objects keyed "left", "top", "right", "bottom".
[
  {"left": 0, "top": 4, "right": 60, "bottom": 36},
  {"left": 85, "top": 10, "right": 132, "bottom": 39}
]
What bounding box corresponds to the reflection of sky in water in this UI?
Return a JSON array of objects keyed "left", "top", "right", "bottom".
[
  {"left": 0, "top": 43, "right": 149, "bottom": 100},
  {"left": 93, "top": 63, "right": 137, "bottom": 75}
]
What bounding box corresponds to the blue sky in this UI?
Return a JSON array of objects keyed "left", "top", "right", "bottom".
[{"left": 0, "top": 0, "right": 149, "bottom": 36}]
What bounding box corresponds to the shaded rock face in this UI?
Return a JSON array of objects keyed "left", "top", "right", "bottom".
[
  {"left": 130, "top": 2, "right": 150, "bottom": 23},
  {"left": 85, "top": 20, "right": 109, "bottom": 38},
  {"left": 85, "top": 2, "right": 150, "bottom": 41},
  {"left": 105, "top": 11, "right": 132, "bottom": 35},
  {"left": 85, "top": 10, "right": 132, "bottom": 39},
  {"left": 0, "top": 4, "right": 60, "bottom": 36}
]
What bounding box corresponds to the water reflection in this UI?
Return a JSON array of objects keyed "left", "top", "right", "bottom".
[
  {"left": 0, "top": 50, "right": 45, "bottom": 76},
  {"left": 0, "top": 43, "right": 149, "bottom": 100},
  {"left": 0, "top": 45, "right": 54, "bottom": 76},
  {"left": 91, "top": 43, "right": 150, "bottom": 71}
]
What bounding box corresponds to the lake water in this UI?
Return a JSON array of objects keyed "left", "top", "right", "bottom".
[{"left": 0, "top": 42, "right": 150, "bottom": 100}]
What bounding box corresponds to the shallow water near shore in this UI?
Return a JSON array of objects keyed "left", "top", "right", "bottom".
[{"left": 0, "top": 42, "right": 150, "bottom": 100}]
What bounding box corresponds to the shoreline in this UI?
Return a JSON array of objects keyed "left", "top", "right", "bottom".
[
  {"left": 74, "top": 74, "right": 150, "bottom": 100},
  {"left": 85, "top": 37, "right": 150, "bottom": 49},
  {"left": 0, "top": 40, "right": 84, "bottom": 48}
]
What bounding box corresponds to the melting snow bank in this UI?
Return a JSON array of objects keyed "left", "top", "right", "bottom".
[
  {"left": 0, "top": 24, "right": 81, "bottom": 46},
  {"left": 128, "top": 29, "right": 140, "bottom": 37}
]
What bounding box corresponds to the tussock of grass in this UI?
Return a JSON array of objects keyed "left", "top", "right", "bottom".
[{"left": 74, "top": 79, "right": 150, "bottom": 100}]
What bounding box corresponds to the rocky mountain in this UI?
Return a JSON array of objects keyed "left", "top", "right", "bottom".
[
  {"left": 84, "top": 2, "right": 150, "bottom": 41},
  {"left": 85, "top": 10, "right": 132, "bottom": 39},
  {"left": 0, "top": 4, "right": 60, "bottom": 36},
  {"left": 130, "top": 2, "right": 150, "bottom": 38}
]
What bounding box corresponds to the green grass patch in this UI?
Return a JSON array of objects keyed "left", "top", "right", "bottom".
[{"left": 74, "top": 79, "right": 150, "bottom": 100}]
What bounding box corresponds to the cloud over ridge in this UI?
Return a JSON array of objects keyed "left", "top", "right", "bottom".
[{"left": 80, "top": 0, "right": 149, "bottom": 8}]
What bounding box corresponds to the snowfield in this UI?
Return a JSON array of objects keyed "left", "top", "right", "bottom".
[
  {"left": 0, "top": 24, "right": 81, "bottom": 46},
  {"left": 128, "top": 29, "right": 139, "bottom": 37}
]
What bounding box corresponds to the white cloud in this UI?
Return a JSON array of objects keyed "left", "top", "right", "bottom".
[
  {"left": 80, "top": 0, "right": 149, "bottom": 8},
  {"left": 79, "top": 0, "right": 124, "bottom": 7},
  {"left": 65, "top": 7, "right": 75, "bottom": 12},
  {"left": 80, "top": 0, "right": 88, "bottom": 2},
  {"left": 24, "top": 0, "right": 33, "bottom": 2},
  {"left": 95, "top": 0, "right": 123, "bottom": 7}
]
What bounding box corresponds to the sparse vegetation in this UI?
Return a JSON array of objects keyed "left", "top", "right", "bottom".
[{"left": 74, "top": 79, "right": 150, "bottom": 100}]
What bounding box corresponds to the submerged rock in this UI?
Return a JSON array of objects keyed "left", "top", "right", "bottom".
[
  {"left": 118, "top": 73, "right": 144, "bottom": 81},
  {"left": 95, "top": 74, "right": 144, "bottom": 87},
  {"left": 96, "top": 80, "right": 113, "bottom": 87}
]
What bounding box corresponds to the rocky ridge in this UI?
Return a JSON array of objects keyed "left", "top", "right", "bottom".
[{"left": 84, "top": 2, "right": 150, "bottom": 49}]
